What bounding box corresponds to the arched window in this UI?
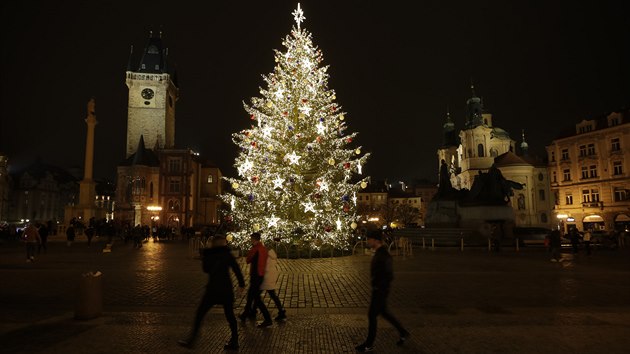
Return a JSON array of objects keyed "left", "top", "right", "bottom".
[
  {"left": 207, "top": 174, "right": 213, "bottom": 184},
  {"left": 477, "top": 144, "right": 485, "bottom": 157},
  {"left": 490, "top": 148, "right": 498, "bottom": 157},
  {"left": 540, "top": 213, "right": 548, "bottom": 223},
  {"left": 168, "top": 199, "right": 181, "bottom": 211}
]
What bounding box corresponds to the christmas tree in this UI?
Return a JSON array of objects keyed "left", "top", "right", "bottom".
[{"left": 223, "top": 4, "right": 369, "bottom": 249}]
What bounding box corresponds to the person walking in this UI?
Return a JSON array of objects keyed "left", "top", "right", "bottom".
[
  {"left": 569, "top": 228, "right": 580, "bottom": 254},
  {"left": 23, "top": 223, "right": 41, "bottom": 262},
  {"left": 239, "top": 232, "right": 273, "bottom": 327},
  {"left": 355, "top": 230, "right": 409, "bottom": 352},
  {"left": 85, "top": 226, "right": 95, "bottom": 247},
  {"left": 260, "top": 248, "right": 287, "bottom": 321},
  {"left": 550, "top": 229, "right": 562, "bottom": 262},
  {"left": 178, "top": 235, "right": 245, "bottom": 351},
  {"left": 583, "top": 228, "right": 592, "bottom": 256},
  {"left": 66, "top": 223, "right": 76, "bottom": 247},
  {"left": 37, "top": 223, "right": 49, "bottom": 254}
]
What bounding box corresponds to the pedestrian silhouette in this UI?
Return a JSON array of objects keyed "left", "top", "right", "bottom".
[
  {"left": 356, "top": 230, "right": 409, "bottom": 352},
  {"left": 239, "top": 232, "right": 273, "bottom": 327},
  {"left": 179, "top": 234, "right": 245, "bottom": 351}
]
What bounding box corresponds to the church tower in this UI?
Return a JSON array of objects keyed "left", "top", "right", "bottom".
[{"left": 125, "top": 31, "right": 179, "bottom": 158}]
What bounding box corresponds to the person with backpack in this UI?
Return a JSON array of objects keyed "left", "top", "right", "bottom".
[{"left": 178, "top": 234, "right": 245, "bottom": 350}]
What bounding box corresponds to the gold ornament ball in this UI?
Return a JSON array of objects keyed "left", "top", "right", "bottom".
[
  {"left": 339, "top": 114, "right": 345, "bottom": 121},
  {"left": 355, "top": 149, "right": 361, "bottom": 155},
  {"left": 328, "top": 158, "right": 335, "bottom": 166},
  {"left": 351, "top": 222, "right": 358, "bottom": 230},
  {"left": 232, "top": 182, "right": 240, "bottom": 189},
  {"left": 360, "top": 181, "right": 368, "bottom": 189},
  {"left": 268, "top": 144, "right": 274, "bottom": 151},
  {"left": 253, "top": 224, "right": 260, "bottom": 232},
  {"left": 266, "top": 101, "right": 273, "bottom": 108},
  {"left": 226, "top": 234, "right": 234, "bottom": 242}
]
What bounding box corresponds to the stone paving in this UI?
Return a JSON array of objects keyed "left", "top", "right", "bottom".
[{"left": 1, "top": 235, "right": 630, "bottom": 353}]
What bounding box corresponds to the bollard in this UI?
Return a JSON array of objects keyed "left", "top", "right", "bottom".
[
  {"left": 75, "top": 271, "right": 103, "bottom": 320},
  {"left": 431, "top": 238, "right": 435, "bottom": 251},
  {"left": 515, "top": 238, "right": 520, "bottom": 252},
  {"left": 422, "top": 237, "right": 426, "bottom": 250},
  {"left": 460, "top": 238, "right": 464, "bottom": 251}
]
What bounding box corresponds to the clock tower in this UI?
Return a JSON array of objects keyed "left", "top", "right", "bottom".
[{"left": 125, "top": 31, "right": 179, "bottom": 158}]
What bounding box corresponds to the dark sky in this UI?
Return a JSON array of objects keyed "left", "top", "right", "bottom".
[{"left": 1, "top": 1, "right": 629, "bottom": 183}]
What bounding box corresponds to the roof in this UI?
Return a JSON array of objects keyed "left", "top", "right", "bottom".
[
  {"left": 552, "top": 107, "right": 630, "bottom": 140},
  {"left": 494, "top": 151, "right": 546, "bottom": 167},
  {"left": 119, "top": 136, "right": 160, "bottom": 167},
  {"left": 135, "top": 34, "right": 168, "bottom": 74}
]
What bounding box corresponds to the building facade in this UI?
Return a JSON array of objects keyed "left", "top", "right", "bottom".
[
  {"left": 115, "top": 32, "right": 223, "bottom": 228},
  {"left": 0, "top": 154, "right": 10, "bottom": 222},
  {"left": 356, "top": 181, "right": 422, "bottom": 228},
  {"left": 437, "top": 84, "right": 552, "bottom": 228},
  {"left": 547, "top": 109, "right": 630, "bottom": 232}
]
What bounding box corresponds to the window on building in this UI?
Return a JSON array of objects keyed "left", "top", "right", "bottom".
[
  {"left": 168, "top": 199, "right": 181, "bottom": 211},
  {"left": 566, "top": 193, "right": 573, "bottom": 205},
  {"left": 589, "top": 165, "right": 597, "bottom": 178},
  {"left": 581, "top": 166, "right": 589, "bottom": 179},
  {"left": 207, "top": 174, "right": 213, "bottom": 183},
  {"left": 550, "top": 151, "right": 555, "bottom": 162},
  {"left": 579, "top": 145, "right": 586, "bottom": 157},
  {"left": 613, "top": 161, "right": 623, "bottom": 175},
  {"left": 169, "top": 179, "right": 181, "bottom": 193},
  {"left": 561, "top": 149, "right": 569, "bottom": 160},
  {"left": 539, "top": 189, "right": 545, "bottom": 200},
  {"left": 477, "top": 144, "right": 485, "bottom": 157},
  {"left": 610, "top": 117, "right": 620, "bottom": 127},
  {"left": 582, "top": 189, "right": 591, "bottom": 203},
  {"left": 554, "top": 192, "right": 559, "bottom": 205},
  {"left": 563, "top": 169, "right": 571, "bottom": 181},
  {"left": 591, "top": 189, "right": 600, "bottom": 202},
  {"left": 614, "top": 188, "right": 627, "bottom": 202},
  {"left": 540, "top": 213, "right": 548, "bottom": 223},
  {"left": 612, "top": 138, "right": 621, "bottom": 151},
  {"left": 587, "top": 143, "right": 596, "bottom": 155},
  {"left": 552, "top": 171, "right": 557, "bottom": 183},
  {"left": 538, "top": 173, "right": 544, "bottom": 181},
  {"left": 169, "top": 159, "right": 181, "bottom": 173}
]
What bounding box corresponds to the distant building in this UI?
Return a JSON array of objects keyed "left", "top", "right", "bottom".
[
  {"left": 410, "top": 179, "right": 438, "bottom": 223},
  {"left": 8, "top": 160, "right": 78, "bottom": 223},
  {"left": 115, "top": 32, "right": 223, "bottom": 228},
  {"left": 0, "top": 154, "right": 9, "bottom": 221},
  {"left": 436, "top": 83, "right": 552, "bottom": 228},
  {"left": 357, "top": 180, "right": 422, "bottom": 228},
  {"left": 547, "top": 108, "right": 630, "bottom": 232}
]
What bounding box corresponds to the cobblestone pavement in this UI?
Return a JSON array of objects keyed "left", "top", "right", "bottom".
[{"left": 1, "top": 236, "right": 630, "bottom": 353}]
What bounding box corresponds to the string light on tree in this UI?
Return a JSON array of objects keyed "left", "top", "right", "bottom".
[{"left": 222, "top": 3, "right": 369, "bottom": 249}]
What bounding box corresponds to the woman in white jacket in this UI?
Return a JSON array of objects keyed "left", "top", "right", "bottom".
[{"left": 260, "top": 248, "right": 287, "bottom": 321}]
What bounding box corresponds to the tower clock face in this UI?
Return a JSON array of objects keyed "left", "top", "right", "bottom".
[{"left": 141, "top": 88, "right": 155, "bottom": 100}]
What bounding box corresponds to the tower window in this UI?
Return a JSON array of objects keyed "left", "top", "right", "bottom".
[
  {"left": 207, "top": 174, "right": 214, "bottom": 184},
  {"left": 477, "top": 144, "right": 485, "bottom": 157}
]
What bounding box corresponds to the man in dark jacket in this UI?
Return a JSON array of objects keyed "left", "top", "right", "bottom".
[
  {"left": 356, "top": 230, "right": 409, "bottom": 352},
  {"left": 179, "top": 234, "right": 245, "bottom": 350}
]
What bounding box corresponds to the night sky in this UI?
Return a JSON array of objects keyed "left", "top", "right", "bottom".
[{"left": 1, "top": 1, "right": 629, "bottom": 183}]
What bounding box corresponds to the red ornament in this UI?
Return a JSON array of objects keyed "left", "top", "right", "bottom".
[
  {"left": 314, "top": 193, "right": 321, "bottom": 199},
  {"left": 302, "top": 98, "right": 308, "bottom": 103},
  {"left": 346, "top": 137, "right": 352, "bottom": 143},
  {"left": 324, "top": 226, "right": 332, "bottom": 232},
  {"left": 343, "top": 203, "right": 350, "bottom": 212},
  {"left": 283, "top": 111, "right": 288, "bottom": 116},
  {"left": 251, "top": 141, "right": 257, "bottom": 147},
  {"left": 343, "top": 162, "right": 351, "bottom": 169},
  {"left": 250, "top": 114, "right": 256, "bottom": 120},
  {"left": 244, "top": 131, "right": 250, "bottom": 137},
  {"left": 251, "top": 176, "right": 259, "bottom": 183},
  {"left": 316, "top": 136, "right": 322, "bottom": 142}
]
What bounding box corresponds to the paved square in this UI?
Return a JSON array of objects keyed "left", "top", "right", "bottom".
[{"left": 1, "top": 236, "right": 629, "bottom": 353}]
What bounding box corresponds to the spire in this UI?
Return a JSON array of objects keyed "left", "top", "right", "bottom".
[
  {"left": 132, "top": 135, "right": 147, "bottom": 166},
  {"left": 442, "top": 106, "right": 458, "bottom": 147},
  {"left": 520, "top": 129, "right": 529, "bottom": 156},
  {"left": 465, "top": 79, "right": 484, "bottom": 128},
  {"left": 136, "top": 30, "right": 168, "bottom": 73},
  {"left": 126, "top": 45, "right": 134, "bottom": 71},
  {"left": 470, "top": 77, "right": 477, "bottom": 98}
]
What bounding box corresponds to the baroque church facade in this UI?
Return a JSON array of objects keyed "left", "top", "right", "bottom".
[
  {"left": 437, "top": 85, "right": 553, "bottom": 228},
  {"left": 115, "top": 32, "right": 223, "bottom": 228}
]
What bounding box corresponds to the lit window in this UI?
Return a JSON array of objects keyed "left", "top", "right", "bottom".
[
  {"left": 591, "top": 189, "right": 600, "bottom": 202},
  {"left": 614, "top": 188, "right": 627, "bottom": 202},
  {"left": 207, "top": 174, "right": 213, "bottom": 183},
  {"left": 582, "top": 190, "right": 590, "bottom": 203},
  {"left": 565, "top": 193, "right": 573, "bottom": 205}
]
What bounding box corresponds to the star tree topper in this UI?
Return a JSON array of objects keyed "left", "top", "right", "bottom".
[{"left": 292, "top": 3, "right": 305, "bottom": 30}]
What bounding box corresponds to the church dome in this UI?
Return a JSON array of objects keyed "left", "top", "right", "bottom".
[{"left": 490, "top": 127, "right": 511, "bottom": 140}]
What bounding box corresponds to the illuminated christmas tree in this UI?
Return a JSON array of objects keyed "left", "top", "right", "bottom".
[{"left": 223, "top": 4, "right": 369, "bottom": 249}]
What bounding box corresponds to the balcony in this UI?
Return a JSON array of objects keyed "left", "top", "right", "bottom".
[{"left": 582, "top": 201, "right": 603, "bottom": 209}]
